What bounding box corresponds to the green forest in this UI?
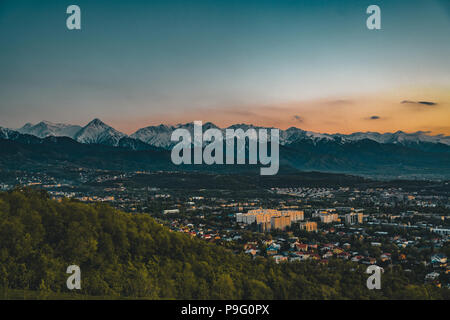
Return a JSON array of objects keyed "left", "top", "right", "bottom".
[{"left": 0, "top": 188, "right": 448, "bottom": 300}]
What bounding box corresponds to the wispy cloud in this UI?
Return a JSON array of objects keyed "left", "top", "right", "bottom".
[
  {"left": 401, "top": 100, "right": 437, "bottom": 106},
  {"left": 293, "top": 115, "right": 304, "bottom": 123}
]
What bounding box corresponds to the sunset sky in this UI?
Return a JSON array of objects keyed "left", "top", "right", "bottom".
[{"left": 0, "top": 0, "right": 449, "bottom": 134}]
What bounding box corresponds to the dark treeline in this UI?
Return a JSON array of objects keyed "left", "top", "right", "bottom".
[{"left": 0, "top": 188, "right": 448, "bottom": 299}]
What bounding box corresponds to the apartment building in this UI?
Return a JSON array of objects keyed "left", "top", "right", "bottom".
[
  {"left": 299, "top": 221, "right": 318, "bottom": 232},
  {"left": 271, "top": 215, "right": 291, "bottom": 231},
  {"left": 344, "top": 212, "right": 364, "bottom": 225}
]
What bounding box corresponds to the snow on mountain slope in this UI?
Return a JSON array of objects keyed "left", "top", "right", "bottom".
[
  {"left": 131, "top": 124, "right": 177, "bottom": 149},
  {"left": 0, "top": 127, "right": 19, "bottom": 140},
  {"left": 17, "top": 121, "right": 82, "bottom": 139},
  {"left": 335, "top": 131, "right": 450, "bottom": 146},
  {"left": 131, "top": 122, "right": 221, "bottom": 149},
  {"left": 131, "top": 123, "right": 338, "bottom": 149},
  {"left": 11, "top": 119, "right": 450, "bottom": 149},
  {"left": 131, "top": 122, "right": 450, "bottom": 149},
  {"left": 74, "top": 119, "right": 126, "bottom": 146}
]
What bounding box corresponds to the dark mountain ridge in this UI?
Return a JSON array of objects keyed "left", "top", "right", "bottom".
[{"left": 1, "top": 128, "right": 450, "bottom": 179}]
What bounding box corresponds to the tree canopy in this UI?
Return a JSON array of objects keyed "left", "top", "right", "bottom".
[{"left": 0, "top": 188, "right": 448, "bottom": 300}]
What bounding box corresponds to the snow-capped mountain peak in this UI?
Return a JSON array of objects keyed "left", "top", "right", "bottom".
[
  {"left": 0, "top": 127, "right": 18, "bottom": 140},
  {"left": 74, "top": 119, "right": 126, "bottom": 146},
  {"left": 10, "top": 119, "right": 450, "bottom": 149},
  {"left": 17, "top": 120, "right": 82, "bottom": 139},
  {"left": 130, "top": 124, "right": 176, "bottom": 149},
  {"left": 336, "top": 131, "right": 450, "bottom": 146}
]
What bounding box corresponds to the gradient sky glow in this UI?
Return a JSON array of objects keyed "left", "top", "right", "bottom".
[{"left": 0, "top": 0, "right": 449, "bottom": 134}]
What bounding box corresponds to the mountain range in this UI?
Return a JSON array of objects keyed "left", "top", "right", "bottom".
[
  {"left": 12, "top": 118, "right": 450, "bottom": 149},
  {"left": 1, "top": 118, "right": 450, "bottom": 179}
]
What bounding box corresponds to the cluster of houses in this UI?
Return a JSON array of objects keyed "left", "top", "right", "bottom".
[
  {"left": 243, "top": 238, "right": 385, "bottom": 266},
  {"left": 271, "top": 186, "right": 450, "bottom": 209},
  {"left": 425, "top": 254, "right": 448, "bottom": 287},
  {"left": 240, "top": 237, "right": 449, "bottom": 287}
]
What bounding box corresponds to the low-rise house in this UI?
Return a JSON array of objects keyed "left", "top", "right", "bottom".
[
  {"left": 431, "top": 254, "right": 447, "bottom": 265},
  {"left": 273, "top": 255, "right": 288, "bottom": 264},
  {"left": 425, "top": 272, "right": 440, "bottom": 281},
  {"left": 245, "top": 249, "right": 259, "bottom": 257},
  {"left": 292, "top": 252, "right": 310, "bottom": 261},
  {"left": 268, "top": 243, "right": 281, "bottom": 251},
  {"left": 338, "top": 252, "right": 351, "bottom": 260},
  {"left": 289, "top": 257, "right": 302, "bottom": 262},
  {"left": 295, "top": 243, "right": 309, "bottom": 252},
  {"left": 364, "top": 257, "right": 377, "bottom": 265},
  {"left": 380, "top": 253, "right": 392, "bottom": 262},
  {"left": 309, "top": 254, "right": 321, "bottom": 260}
]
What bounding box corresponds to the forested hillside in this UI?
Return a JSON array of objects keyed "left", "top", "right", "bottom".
[{"left": 0, "top": 188, "right": 448, "bottom": 299}]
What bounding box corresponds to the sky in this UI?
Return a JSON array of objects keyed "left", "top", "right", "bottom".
[{"left": 0, "top": 0, "right": 449, "bottom": 135}]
